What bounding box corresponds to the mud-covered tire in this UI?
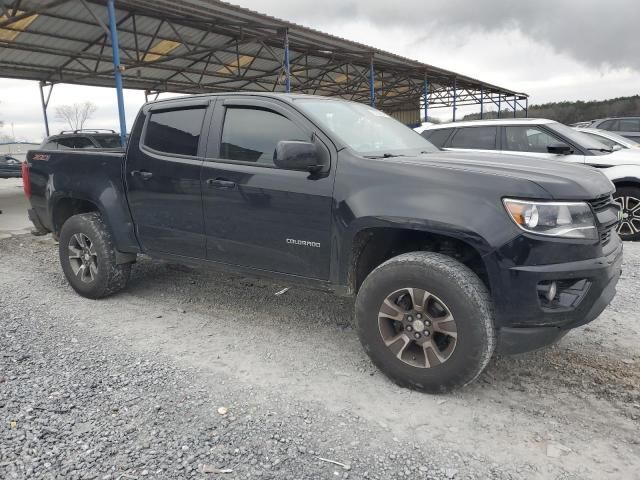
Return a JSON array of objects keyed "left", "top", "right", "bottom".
[
  {"left": 613, "top": 186, "right": 640, "bottom": 241},
  {"left": 58, "top": 212, "right": 131, "bottom": 299},
  {"left": 355, "top": 251, "right": 495, "bottom": 393}
]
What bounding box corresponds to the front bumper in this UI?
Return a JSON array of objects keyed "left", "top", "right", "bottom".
[{"left": 489, "top": 235, "right": 623, "bottom": 354}]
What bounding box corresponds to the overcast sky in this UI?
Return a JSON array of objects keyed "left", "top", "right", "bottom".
[{"left": 1, "top": 0, "right": 639, "bottom": 141}]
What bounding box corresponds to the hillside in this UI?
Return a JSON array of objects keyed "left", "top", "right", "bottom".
[{"left": 462, "top": 95, "right": 640, "bottom": 124}]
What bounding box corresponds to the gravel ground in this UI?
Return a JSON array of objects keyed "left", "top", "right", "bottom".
[{"left": 1, "top": 233, "right": 639, "bottom": 480}]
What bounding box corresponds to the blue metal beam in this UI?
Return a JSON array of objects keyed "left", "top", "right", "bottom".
[
  {"left": 423, "top": 78, "right": 429, "bottom": 122},
  {"left": 283, "top": 28, "right": 291, "bottom": 93},
  {"left": 513, "top": 95, "right": 517, "bottom": 118},
  {"left": 479, "top": 88, "right": 484, "bottom": 119},
  {"left": 107, "top": 0, "right": 127, "bottom": 147},
  {"left": 498, "top": 95, "right": 502, "bottom": 119},
  {"left": 369, "top": 56, "right": 375, "bottom": 107},
  {"left": 452, "top": 78, "right": 457, "bottom": 122}
]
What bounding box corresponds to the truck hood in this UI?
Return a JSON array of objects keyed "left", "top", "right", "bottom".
[{"left": 393, "top": 150, "right": 614, "bottom": 200}]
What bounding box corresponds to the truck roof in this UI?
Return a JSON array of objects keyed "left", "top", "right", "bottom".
[
  {"left": 145, "top": 92, "right": 335, "bottom": 108},
  {"left": 425, "top": 118, "right": 557, "bottom": 129}
]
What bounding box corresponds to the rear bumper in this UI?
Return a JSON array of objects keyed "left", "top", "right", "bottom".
[{"left": 491, "top": 236, "right": 623, "bottom": 354}]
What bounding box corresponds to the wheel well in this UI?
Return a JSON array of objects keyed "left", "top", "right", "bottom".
[
  {"left": 351, "top": 228, "right": 489, "bottom": 294},
  {"left": 53, "top": 198, "right": 99, "bottom": 235},
  {"left": 612, "top": 180, "right": 640, "bottom": 191}
]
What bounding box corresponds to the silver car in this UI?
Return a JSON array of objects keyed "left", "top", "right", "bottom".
[{"left": 586, "top": 117, "right": 640, "bottom": 142}]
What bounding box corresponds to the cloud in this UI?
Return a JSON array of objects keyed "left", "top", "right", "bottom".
[{"left": 237, "top": 0, "right": 640, "bottom": 71}]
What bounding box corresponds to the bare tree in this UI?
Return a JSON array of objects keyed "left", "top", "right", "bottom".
[{"left": 55, "top": 102, "right": 98, "bottom": 130}]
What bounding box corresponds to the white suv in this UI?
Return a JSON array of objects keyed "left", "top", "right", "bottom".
[{"left": 420, "top": 119, "right": 640, "bottom": 240}]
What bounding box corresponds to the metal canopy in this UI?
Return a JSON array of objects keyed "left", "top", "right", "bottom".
[{"left": 0, "top": 0, "right": 528, "bottom": 125}]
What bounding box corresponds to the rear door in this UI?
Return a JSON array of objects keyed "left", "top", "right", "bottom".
[
  {"left": 497, "top": 125, "right": 585, "bottom": 164},
  {"left": 201, "top": 96, "right": 335, "bottom": 280},
  {"left": 125, "top": 99, "right": 211, "bottom": 257}
]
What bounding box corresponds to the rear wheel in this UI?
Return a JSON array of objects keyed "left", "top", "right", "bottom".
[
  {"left": 355, "top": 252, "right": 495, "bottom": 393},
  {"left": 59, "top": 213, "right": 131, "bottom": 299},
  {"left": 613, "top": 186, "right": 640, "bottom": 241}
]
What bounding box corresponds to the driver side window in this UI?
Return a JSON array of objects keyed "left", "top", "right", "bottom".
[{"left": 504, "top": 126, "right": 566, "bottom": 153}]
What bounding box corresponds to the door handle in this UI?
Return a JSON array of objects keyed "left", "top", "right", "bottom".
[
  {"left": 206, "top": 178, "right": 236, "bottom": 189},
  {"left": 130, "top": 170, "right": 153, "bottom": 180}
]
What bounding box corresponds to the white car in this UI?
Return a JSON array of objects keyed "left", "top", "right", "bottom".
[
  {"left": 419, "top": 118, "right": 640, "bottom": 240},
  {"left": 574, "top": 127, "right": 640, "bottom": 151}
]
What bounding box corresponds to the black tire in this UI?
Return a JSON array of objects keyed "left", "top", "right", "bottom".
[
  {"left": 58, "top": 212, "right": 131, "bottom": 299},
  {"left": 355, "top": 252, "right": 495, "bottom": 393},
  {"left": 613, "top": 186, "right": 640, "bottom": 241}
]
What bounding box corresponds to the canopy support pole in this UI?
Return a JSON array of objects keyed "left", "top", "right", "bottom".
[
  {"left": 498, "top": 94, "right": 502, "bottom": 119},
  {"left": 369, "top": 56, "right": 375, "bottom": 107},
  {"left": 423, "top": 78, "right": 429, "bottom": 122},
  {"left": 38, "top": 81, "right": 53, "bottom": 137},
  {"left": 525, "top": 97, "right": 529, "bottom": 118},
  {"left": 513, "top": 95, "right": 517, "bottom": 118},
  {"left": 107, "top": 0, "right": 127, "bottom": 147},
  {"left": 452, "top": 78, "right": 457, "bottom": 122},
  {"left": 283, "top": 28, "right": 291, "bottom": 93},
  {"left": 479, "top": 88, "right": 484, "bottom": 119}
]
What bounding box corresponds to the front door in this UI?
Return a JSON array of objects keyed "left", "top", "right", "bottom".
[
  {"left": 201, "top": 97, "right": 335, "bottom": 280},
  {"left": 125, "top": 100, "right": 210, "bottom": 257}
]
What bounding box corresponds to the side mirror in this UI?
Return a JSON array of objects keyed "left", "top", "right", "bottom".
[
  {"left": 274, "top": 141, "right": 323, "bottom": 172},
  {"left": 547, "top": 143, "right": 572, "bottom": 155}
]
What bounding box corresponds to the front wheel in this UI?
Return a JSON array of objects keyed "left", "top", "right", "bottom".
[
  {"left": 355, "top": 252, "right": 495, "bottom": 393},
  {"left": 59, "top": 212, "right": 131, "bottom": 299},
  {"left": 613, "top": 186, "right": 640, "bottom": 241}
]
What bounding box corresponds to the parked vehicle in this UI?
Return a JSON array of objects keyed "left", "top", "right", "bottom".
[
  {"left": 39, "top": 129, "right": 123, "bottom": 151},
  {"left": 583, "top": 117, "right": 640, "bottom": 142},
  {"left": 421, "top": 119, "right": 640, "bottom": 240},
  {"left": 575, "top": 127, "right": 640, "bottom": 151},
  {"left": 24, "top": 94, "right": 622, "bottom": 393},
  {"left": 0, "top": 155, "right": 22, "bottom": 178}
]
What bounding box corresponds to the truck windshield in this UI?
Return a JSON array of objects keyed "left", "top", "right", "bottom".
[{"left": 296, "top": 98, "right": 438, "bottom": 156}]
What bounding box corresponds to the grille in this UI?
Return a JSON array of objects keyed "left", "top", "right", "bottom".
[
  {"left": 589, "top": 195, "right": 617, "bottom": 246},
  {"left": 589, "top": 195, "right": 613, "bottom": 212}
]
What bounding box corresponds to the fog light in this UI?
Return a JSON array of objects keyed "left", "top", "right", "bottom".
[{"left": 546, "top": 281, "right": 557, "bottom": 302}]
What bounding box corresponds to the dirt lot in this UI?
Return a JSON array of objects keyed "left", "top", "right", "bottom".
[{"left": 1, "top": 233, "right": 639, "bottom": 480}]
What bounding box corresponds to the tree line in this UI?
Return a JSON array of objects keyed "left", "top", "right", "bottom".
[{"left": 462, "top": 95, "right": 640, "bottom": 124}]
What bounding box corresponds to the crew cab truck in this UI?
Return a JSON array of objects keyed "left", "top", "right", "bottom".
[{"left": 24, "top": 93, "right": 623, "bottom": 393}]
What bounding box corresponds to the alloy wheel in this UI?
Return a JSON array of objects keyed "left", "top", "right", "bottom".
[
  {"left": 614, "top": 195, "right": 640, "bottom": 236},
  {"left": 68, "top": 233, "right": 98, "bottom": 283},
  {"left": 378, "top": 288, "right": 458, "bottom": 368}
]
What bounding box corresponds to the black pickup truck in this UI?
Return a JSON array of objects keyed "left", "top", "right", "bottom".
[{"left": 24, "top": 93, "right": 623, "bottom": 392}]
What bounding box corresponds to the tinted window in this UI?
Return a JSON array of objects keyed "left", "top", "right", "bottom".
[
  {"left": 57, "top": 137, "right": 76, "bottom": 149},
  {"left": 74, "top": 137, "right": 95, "bottom": 149},
  {"left": 145, "top": 107, "right": 206, "bottom": 156},
  {"left": 617, "top": 119, "right": 640, "bottom": 132},
  {"left": 94, "top": 135, "right": 122, "bottom": 148},
  {"left": 449, "top": 126, "right": 497, "bottom": 150},
  {"left": 504, "top": 126, "right": 566, "bottom": 153},
  {"left": 42, "top": 141, "right": 58, "bottom": 149},
  {"left": 422, "top": 129, "right": 452, "bottom": 148},
  {"left": 220, "top": 107, "right": 307, "bottom": 165},
  {"left": 598, "top": 119, "right": 617, "bottom": 131}
]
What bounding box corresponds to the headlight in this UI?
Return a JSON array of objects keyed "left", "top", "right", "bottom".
[{"left": 503, "top": 198, "right": 598, "bottom": 240}]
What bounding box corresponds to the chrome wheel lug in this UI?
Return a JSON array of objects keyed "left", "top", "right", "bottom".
[
  {"left": 407, "top": 315, "right": 413, "bottom": 322},
  {"left": 424, "top": 331, "right": 430, "bottom": 337},
  {"left": 406, "top": 325, "right": 413, "bottom": 332},
  {"left": 416, "top": 313, "right": 422, "bottom": 319},
  {"left": 414, "top": 332, "right": 421, "bottom": 339}
]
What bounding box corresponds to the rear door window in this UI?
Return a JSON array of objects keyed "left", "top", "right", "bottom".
[
  {"left": 145, "top": 107, "right": 206, "bottom": 156},
  {"left": 422, "top": 129, "right": 452, "bottom": 148},
  {"left": 73, "top": 137, "right": 95, "bottom": 149},
  {"left": 449, "top": 126, "right": 497, "bottom": 150},
  {"left": 617, "top": 119, "right": 640, "bottom": 132}
]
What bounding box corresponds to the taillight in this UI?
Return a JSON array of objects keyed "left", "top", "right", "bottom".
[{"left": 22, "top": 161, "right": 31, "bottom": 198}]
